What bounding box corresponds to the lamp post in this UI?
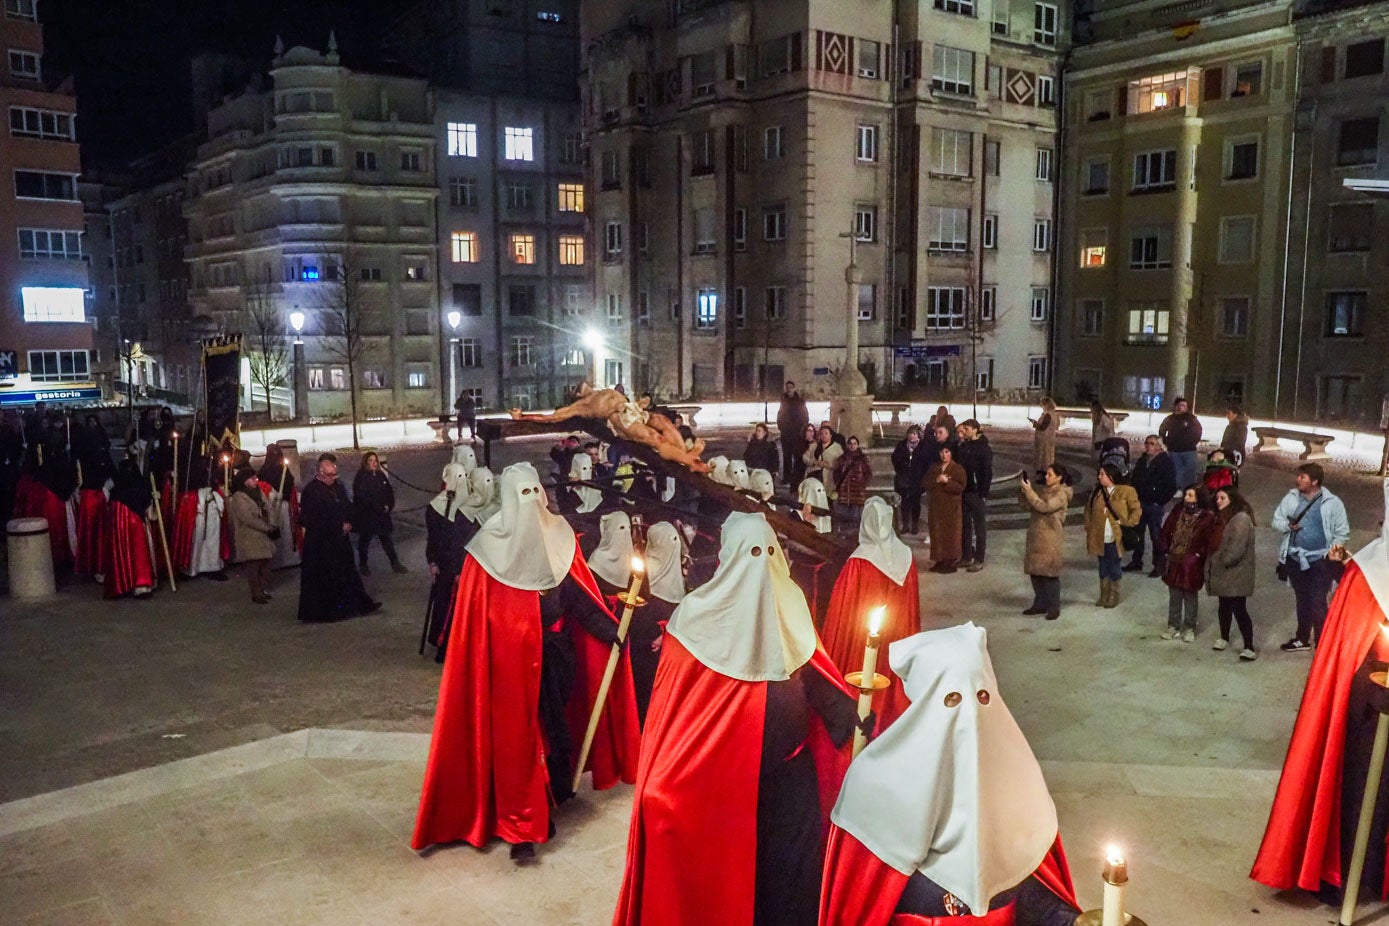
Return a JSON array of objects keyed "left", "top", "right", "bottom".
[
  {"left": 583, "top": 327, "right": 603, "bottom": 389},
  {"left": 447, "top": 310, "right": 462, "bottom": 435},
  {"left": 834, "top": 230, "right": 873, "bottom": 442},
  {"left": 289, "top": 309, "right": 306, "bottom": 423}
]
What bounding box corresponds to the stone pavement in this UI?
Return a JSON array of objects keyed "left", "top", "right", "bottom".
[{"left": 1, "top": 425, "right": 1384, "bottom": 924}]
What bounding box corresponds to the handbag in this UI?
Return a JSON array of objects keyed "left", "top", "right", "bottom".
[
  {"left": 1276, "top": 492, "right": 1323, "bottom": 581},
  {"left": 1100, "top": 488, "right": 1142, "bottom": 548}
]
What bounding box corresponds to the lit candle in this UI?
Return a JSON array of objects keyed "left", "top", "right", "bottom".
[
  {"left": 851, "top": 606, "right": 887, "bottom": 757},
  {"left": 625, "top": 554, "right": 645, "bottom": 605},
  {"left": 171, "top": 431, "right": 180, "bottom": 499},
  {"left": 221, "top": 453, "right": 231, "bottom": 490},
  {"left": 1102, "top": 845, "right": 1127, "bottom": 926}
]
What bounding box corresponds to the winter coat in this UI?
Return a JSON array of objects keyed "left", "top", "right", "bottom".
[
  {"left": 833, "top": 449, "right": 873, "bottom": 507},
  {"left": 1083, "top": 484, "right": 1141, "bottom": 557},
  {"left": 1207, "top": 510, "right": 1256, "bottom": 598},
  {"left": 924, "top": 461, "right": 966, "bottom": 562},
  {"left": 744, "top": 436, "right": 780, "bottom": 479},
  {"left": 1220, "top": 415, "right": 1249, "bottom": 459},
  {"left": 891, "top": 439, "right": 932, "bottom": 496},
  {"left": 351, "top": 469, "right": 396, "bottom": 534},
  {"left": 1092, "top": 414, "right": 1117, "bottom": 450},
  {"left": 228, "top": 489, "right": 275, "bottom": 563},
  {"left": 777, "top": 393, "right": 810, "bottom": 450},
  {"left": 1032, "top": 412, "right": 1060, "bottom": 470},
  {"left": 1159, "top": 412, "right": 1203, "bottom": 453},
  {"left": 1130, "top": 452, "right": 1177, "bottom": 506},
  {"left": 804, "top": 440, "right": 843, "bottom": 489},
  {"left": 1160, "top": 506, "right": 1217, "bottom": 592},
  {"left": 955, "top": 434, "right": 994, "bottom": 498},
  {"left": 1020, "top": 481, "right": 1071, "bottom": 578}
]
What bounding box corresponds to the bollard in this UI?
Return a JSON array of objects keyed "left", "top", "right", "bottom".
[{"left": 7, "top": 517, "right": 56, "bottom": 599}]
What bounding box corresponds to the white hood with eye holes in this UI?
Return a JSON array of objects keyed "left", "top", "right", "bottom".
[
  {"left": 588, "top": 510, "right": 634, "bottom": 588},
  {"left": 466, "top": 462, "right": 576, "bottom": 591},
  {"left": 666, "top": 511, "right": 818, "bottom": 682},
  {"left": 1353, "top": 478, "right": 1389, "bottom": 615},
  {"left": 569, "top": 454, "right": 601, "bottom": 513},
  {"left": 830, "top": 623, "right": 1058, "bottom": 917}
]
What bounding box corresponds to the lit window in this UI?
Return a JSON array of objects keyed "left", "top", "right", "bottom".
[
  {"left": 21, "top": 286, "right": 85, "bottom": 322},
  {"left": 407, "top": 369, "right": 429, "bottom": 389},
  {"left": 1129, "top": 70, "right": 1194, "bottom": 114},
  {"left": 505, "top": 127, "right": 535, "bottom": 161},
  {"left": 510, "top": 234, "right": 536, "bottom": 264},
  {"left": 451, "top": 231, "right": 478, "bottom": 263},
  {"left": 558, "top": 183, "right": 585, "bottom": 212},
  {"left": 1080, "top": 229, "right": 1106, "bottom": 268},
  {"left": 696, "top": 288, "right": 719, "bottom": 330},
  {"left": 559, "top": 234, "right": 585, "bottom": 265},
  {"left": 447, "top": 122, "right": 478, "bottom": 157},
  {"left": 1126, "top": 304, "right": 1170, "bottom": 344}
]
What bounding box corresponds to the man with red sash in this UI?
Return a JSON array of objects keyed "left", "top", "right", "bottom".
[
  {"left": 822, "top": 496, "right": 921, "bottom": 730},
  {"left": 412, "top": 462, "right": 639, "bottom": 864},
  {"left": 820, "top": 623, "right": 1079, "bottom": 926},
  {"left": 614, "top": 511, "right": 860, "bottom": 926},
  {"left": 1252, "top": 479, "right": 1389, "bottom": 906},
  {"left": 102, "top": 451, "right": 157, "bottom": 598}
]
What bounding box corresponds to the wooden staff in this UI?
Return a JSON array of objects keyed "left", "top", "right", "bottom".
[
  {"left": 171, "top": 431, "right": 179, "bottom": 501},
  {"left": 148, "top": 472, "right": 177, "bottom": 592},
  {"left": 572, "top": 555, "right": 645, "bottom": 793}
]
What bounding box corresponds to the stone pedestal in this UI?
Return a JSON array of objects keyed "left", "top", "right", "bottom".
[
  {"left": 7, "top": 517, "right": 55, "bottom": 599},
  {"left": 830, "top": 392, "right": 875, "bottom": 445}
]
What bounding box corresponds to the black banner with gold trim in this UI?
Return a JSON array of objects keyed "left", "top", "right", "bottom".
[{"left": 203, "top": 335, "right": 241, "bottom": 449}]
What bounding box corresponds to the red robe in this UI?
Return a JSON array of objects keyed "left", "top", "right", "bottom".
[
  {"left": 74, "top": 488, "right": 107, "bottom": 576},
  {"left": 1252, "top": 561, "right": 1389, "bottom": 894},
  {"left": 822, "top": 558, "right": 921, "bottom": 729},
  {"left": 613, "top": 637, "right": 852, "bottom": 926},
  {"left": 819, "top": 827, "right": 1078, "bottom": 926},
  {"left": 27, "top": 483, "right": 73, "bottom": 568},
  {"left": 103, "top": 500, "right": 155, "bottom": 597},
  {"left": 412, "top": 549, "right": 639, "bottom": 850},
  {"left": 171, "top": 489, "right": 200, "bottom": 573}
]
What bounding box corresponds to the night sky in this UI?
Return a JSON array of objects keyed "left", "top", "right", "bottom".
[{"left": 41, "top": 0, "right": 418, "bottom": 167}]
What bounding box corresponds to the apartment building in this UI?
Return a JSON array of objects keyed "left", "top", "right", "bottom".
[
  {"left": 0, "top": 0, "right": 94, "bottom": 406},
  {"left": 581, "top": 0, "right": 1067, "bottom": 401},
  {"left": 434, "top": 93, "right": 588, "bottom": 411},
  {"left": 1056, "top": 0, "right": 1296, "bottom": 412},
  {"left": 1281, "top": 1, "right": 1389, "bottom": 425},
  {"left": 184, "top": 40, "right": 441, "bottom": 421}
]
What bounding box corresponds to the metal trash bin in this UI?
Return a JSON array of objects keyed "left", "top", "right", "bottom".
[{"left": 7, "top": 517, "right": 56, "bottom": 599}]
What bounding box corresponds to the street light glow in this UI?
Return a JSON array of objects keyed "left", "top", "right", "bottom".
[
  {"left": 289, "top": 311, "right": 305, "bottom": 333},
  {"left": 446, "top": 310, "right": 462, "bottom": 330},
  {"left": 582, "top": 328, "right": 603, "bottom": 351}
]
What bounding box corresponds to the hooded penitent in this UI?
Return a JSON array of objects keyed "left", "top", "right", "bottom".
[
  {"left": 431, "top": 462, "right": 470, "bottom": 522},
  {"left": 569, "top": 453, "right": 601, "bottom": 513},
  {"left": 749, "top": 468, "right": 774, "bottom": 502},
  {"left": 728, "top": 459, "right": 750, "bottom": 490},
  {"left": 468, "top": 462, "right": 577, "bottom": 591},
  {"left": 848, "top": 496, "right": 913, "bottom": 585},
  {"left": 457, "top": 465, "right": 498, "bottom": 524},
  {"left": 589, "top": 510, "right": 634, "bottom": 589},
  {"left": 707, "top": 455, "right": 732, "bottom": 486},
  {"left": 452, "top": 443, "right": 478, "bottom": 474},
  {"left": 667, "top": 511, "right": 818, "bottom": 682},
  {"left": 643, "top": 521, "right": 686, "bottom": 605},
  {"left": 831, "top": 624, "right": 1063, "bottom": 917},
  {"left": 798, "top": 477, "right": 832, "bottom": 533}
]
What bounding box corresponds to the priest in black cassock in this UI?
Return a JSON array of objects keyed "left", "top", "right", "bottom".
[{"left": 298, "top": 455, "right": 379, "bottom": 623}]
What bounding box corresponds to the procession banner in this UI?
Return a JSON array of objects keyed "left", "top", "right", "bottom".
[{"left": 203, "top": 334, "right": 242, "bottom": 449}]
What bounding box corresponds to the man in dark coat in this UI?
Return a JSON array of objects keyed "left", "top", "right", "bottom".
[
  {"left": 891, "top": 426, "right": 931, "bottom": 536},
  {"left": 776, "top": 381, "right": 810, "bottom": 488},
  {"left": 297, "top": 455, "right": 379, "bottom": 622},
  {"left": 956, "top": 419, "right": 993, "bottom": 572},
  {"left": 1158, "top": 397, "right": 1203, "bottom": 490},
  {"left": 1125, "top": 434, "right": 1178, "bottom": 575},
  {"left": 1221, "top": 405, "right": 1250, "bottom": 466}
]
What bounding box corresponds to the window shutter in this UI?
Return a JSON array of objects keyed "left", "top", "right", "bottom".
[
  {"left": 1202, "top": 66, "right": 1223, "bottom": 101},
  {"left": 1321, "top": 46, "right": 1337, "bottom": 83}
]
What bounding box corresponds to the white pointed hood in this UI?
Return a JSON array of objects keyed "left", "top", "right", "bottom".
[
  {"left": 1354, "top": 478, "right": 1389, "bottom": 614},
  {"left": 666, "top": 511, "right": 818, "bottom": 682},
  {"left": 569, "top": 453, "right": 601, "bottom": 513},
  {"left": 799, "top": 477, "right": 832, "bottom": 533},
  {"left": 849, "top": 496, "right": 914, "bottom": 585},
  {"left": 457, "top": 465, "right": 497, "bottom": 523},
  {"left": 728, "top": 459, "right": 751, "bottom": 490},
  {"left": 645, "top": 521, "right": 686, "bottom": 604},
  {"left": 831, "top": 624, "right": 1058, "bottom": 917},
  {"left": 467, "top": 462, "right": 576, "bottom": 590},
  {"left": 708, "top": 456, "right": 733, "bottom": 486},
  {"left": 452, "top": 443, "right": 478, "bottom": 474},
  {"left": 588, "top": 510, "right": 634, "bottom": 588},
  {"left": 749, "top": 468, "right": 775, "bottom": 502},
  {"left": 431, "top": 462, "right": 470, "bottom": 521}
]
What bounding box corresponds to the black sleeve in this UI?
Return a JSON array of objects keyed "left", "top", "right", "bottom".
[
  {"left": 979, "top": 446, "right": 994, "bottom": 498},
  {"left": 804, "top": 669, "right": 859, "bottom": 749},
  {"left": 424, "top": 508, "right": 444, "bottom": 566},
  {"left": 384, "top": 475, "right": 396, "bottom": 510},
  {"left": 562, "top": 573, "right": 619, "bottom": 645},
  {"left": 1014, "top": 876, "right": 1081, "bottom": 926}
]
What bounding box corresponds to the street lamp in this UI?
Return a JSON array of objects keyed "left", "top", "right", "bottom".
[
  {"left": 289, "top": 309, "right": 307, "bottom": 422},
  {"left": 446, "top": 311, "right": 462, "bottom": 432},
  {"left": 582, "top": 328, "right": 603, "bottom": 388}
]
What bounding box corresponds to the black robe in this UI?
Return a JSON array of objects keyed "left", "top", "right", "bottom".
[
  {"left": 630, "top": 594, "right": 676, "bottom": 725},
  {"left": 756, "top": 666, "right": 857, "bottom": 926},
  {"left": 298, "top": 478, "right": 374, "bottom": 622},
  {"left": 892, "top": 872, "right": 1078, "bottom": 924},
  {"left": 423, "top": 506, "right": 479, "bottom": 656}
]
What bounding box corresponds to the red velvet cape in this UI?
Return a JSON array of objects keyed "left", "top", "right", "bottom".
[
  {"left": 22, "top": 482, "right": 73, "bottom": 568},
  {"left": 74, "top": 488, "right": 106, "bottom": 576},
  {"left": 613, "top": 636, "right": 852, "bottom": 926},
  {"left": 103, "top": 500, "right": 155, "bottom": 598},
  {"left": 1252, "top": 562, "right": 1389, "bottom": 893},
  {"left": 171, "top": 490, "right": 200, "bottom": 573},
  {"left": 412, "top": 548, "right": 639, "bottom": 851},
  {"left": 819, "top": 826, "right": 1078, "bottom": 926},
  {"left": 822, "top": 558, "right": 921, "bottom": 730}
]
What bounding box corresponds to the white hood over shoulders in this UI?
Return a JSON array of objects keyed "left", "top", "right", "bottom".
[
  {"left": 644, "top": 521, "right": 686, "bottom": 604},
  {"left": 569, "top": 454, "right": 601, "bottom": 513},
  {"left": 1353, "top": 478, "right": 1389, "bottom": 614},
  {"left": 588, "top": 510, "right": 634, "bottom": 588},
  {"left": 466, "top": 462, "right": 576, "bottom": 590},
  {"left": 848, "top": 496, "right": 914, "bottom": 585}
]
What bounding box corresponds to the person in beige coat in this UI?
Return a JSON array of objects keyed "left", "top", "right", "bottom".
[
  {"left": 1030, "top": 397, "right": 1061, "bottom": 470},
  {"left": 1207, "top": 486, "right": 1258, "bottom": 660},
  {"left": 228, "top": 470, "right": 278, "bottom": 604},
  {"left": 1083, "top": 462, "right": 1142, "bottom": 608},
  {"left": 1019, "top": 463, "right": 1074, "bottom": 621}
]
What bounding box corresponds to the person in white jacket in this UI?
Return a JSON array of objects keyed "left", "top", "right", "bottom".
[{"left": 1272, "top": 462, "right": 1350, "bottom": 653}]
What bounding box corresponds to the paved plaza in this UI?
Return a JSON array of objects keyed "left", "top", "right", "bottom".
[{"left": 1, "top": 423, "right": 1386, "bottom": 924}]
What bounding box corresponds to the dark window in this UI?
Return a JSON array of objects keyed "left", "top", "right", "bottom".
[
  {"left": 1328, "top": 203, "right": 1373, "bottom": 252},
  {"left": 1344, "top": 40, "right": 1385, "bottom": 79},
  {"left": 508, "top": 284, "right": 536, "bottom": 316},
  {"left": 1325, "top": 291, "right": 1367, "bottom": 337},
  {"left": 453, "top": 283, "right": 482, "bottom": 316},
  {"left": 1338, "top": 116, "right": 1380, "bottom": 166},
  {"left": 15, "top": 170, "right": 75, "bottom": 200},
  {"left": 1227, "top": 141, "right": 1258, "bottom": 179}
]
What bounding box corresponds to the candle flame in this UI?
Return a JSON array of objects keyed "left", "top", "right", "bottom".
[
  {"left": 631, "top": 555, "right": 645, "bottom": 574},
  {"left": 1105, "top": 844, "right": 1124, "bottom": 866},
  {"left": 867, "top": 606, "right": 886, "bottom": 635}
]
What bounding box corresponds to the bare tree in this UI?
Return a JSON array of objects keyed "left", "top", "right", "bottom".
[
  {"left": 241, "top": 280, "right": 291, "bottom": 419},
  {"left": 316, "top": 253, "right": 377, "bottom": 450}
]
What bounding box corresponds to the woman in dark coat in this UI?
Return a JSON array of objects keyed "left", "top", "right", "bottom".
[
  {"left": 1207, "top": 487, "right": 1258, "bottom": 659},
  {"left": 924, "top": 446, "right": 966, "bottom": 573},
  {"left": 832, "top": 435, "right": 873, "bottom": 519},
  {"left": 352, "top": 452, "right": 406, "bottom": 575},
  {"left": 1160, "top": 484, "right": 1216, "bottom": 642},
  {"left": 743, "top": 423, "right": 780, "bottom": 481}
]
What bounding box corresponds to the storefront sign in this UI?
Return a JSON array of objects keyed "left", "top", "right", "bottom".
[{"left": 0, "top": 385, "right": 102, "bottom": 406}]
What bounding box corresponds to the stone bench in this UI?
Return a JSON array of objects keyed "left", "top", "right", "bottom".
[
  {"left": 667, "top": 404, "right": 702, "bottom": 428},
  {"left": 1056, "top": 407, "right": 1130, "bottom": 424},
  {"left": 1252, "top": 427, "right": 1335, "bottom": 461},
  {"left": 871, "top": 402, "right": 912, "bottom": 427}
]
